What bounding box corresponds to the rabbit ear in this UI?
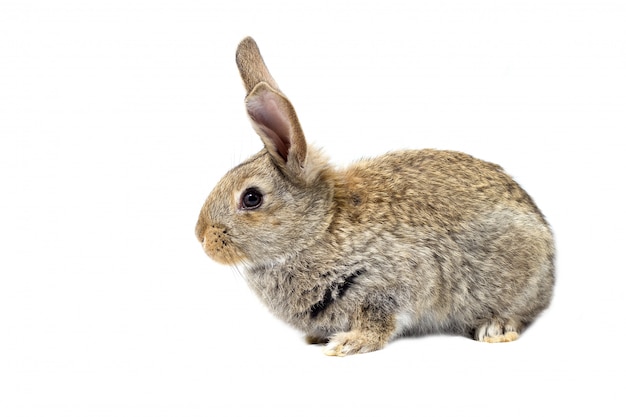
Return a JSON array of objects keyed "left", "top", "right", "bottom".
[
  {"left": 245, "top": 82, "right": 308, "bottom": 177},
  {"left": 236, "top": 37, "right": 281, "bottom": 95},
  {"left": 236, "top": 37, "right": 308, "bottom": 178}
]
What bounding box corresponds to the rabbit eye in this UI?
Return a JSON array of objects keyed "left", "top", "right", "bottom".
[{"left": 240, "top": 188, "right": 263, "bottom": 210}]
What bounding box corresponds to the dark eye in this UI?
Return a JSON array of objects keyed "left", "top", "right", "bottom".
[{"left": 240, "top": 188, "right": 263, "bottom": 210}]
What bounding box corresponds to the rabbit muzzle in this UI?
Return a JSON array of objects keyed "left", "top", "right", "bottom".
[{"left": 197, "top": 222, "right": 245, "bottom": 265}]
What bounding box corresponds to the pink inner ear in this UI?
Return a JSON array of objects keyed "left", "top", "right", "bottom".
[{"left": 247, "top": 91, "right": 291, "bottom": 162}]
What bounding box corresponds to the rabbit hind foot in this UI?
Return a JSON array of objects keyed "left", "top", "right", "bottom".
[{"left": 475, "top": 319, "right": 520, "bottom": 343}]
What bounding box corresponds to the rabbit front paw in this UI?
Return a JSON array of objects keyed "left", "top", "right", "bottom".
[{"left": 323, "top": 330, "right": 387, "bottom": 357}]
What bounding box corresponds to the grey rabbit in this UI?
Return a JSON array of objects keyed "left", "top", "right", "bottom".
[{"left": 195, "top": 37, "right": 555, "bottom": 356}]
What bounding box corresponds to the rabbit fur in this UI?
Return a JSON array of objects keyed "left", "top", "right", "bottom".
[{"left": 195, "top": 37, "right": 555, "bottom": 356}]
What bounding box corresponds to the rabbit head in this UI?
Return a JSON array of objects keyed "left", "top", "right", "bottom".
[{"left": 195, "top": 37, "right": 333, "bottom": 266}]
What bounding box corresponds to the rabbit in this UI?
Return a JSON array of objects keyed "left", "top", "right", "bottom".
[{"left": 195, "top": 37, "right": 555, "bottom": 356}]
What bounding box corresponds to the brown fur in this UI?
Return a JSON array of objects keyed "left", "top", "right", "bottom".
[{"left": 195, "top": 37, "right": 555, "bottom": 356}]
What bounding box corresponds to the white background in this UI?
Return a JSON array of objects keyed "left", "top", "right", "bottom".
[{"left": 1, "top": 1, "right": 624, "bottom": 416}]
